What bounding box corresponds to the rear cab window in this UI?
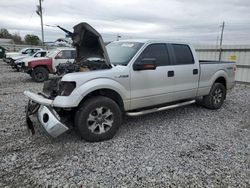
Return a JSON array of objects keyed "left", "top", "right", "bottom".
[{"left": 171, "top": 44, "right": 194, "bottom": 65}]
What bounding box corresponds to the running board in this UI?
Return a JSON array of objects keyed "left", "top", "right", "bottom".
[{"left": 126, "top": 100, "right": 196, "bottom": 116}]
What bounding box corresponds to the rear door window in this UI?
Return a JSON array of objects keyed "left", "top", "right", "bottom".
[
  {"left": 137, "top": 44, "right": 170, "bottom": 66},
  {"left": 71, "top": 50, "right": 76, "bottom": 59},
  {"left": 41, "top": 52, "right": 47, "bottom": 57},
  {"left": 61, "top": 50, "right": 73, "bottom": 59},
  {"left": 172, "top": 44, "right": 194, "bottom": 65}
]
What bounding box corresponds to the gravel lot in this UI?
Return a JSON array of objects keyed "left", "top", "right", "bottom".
[{"left": 0, "top": 59, "right": 249, "bottom": 187}]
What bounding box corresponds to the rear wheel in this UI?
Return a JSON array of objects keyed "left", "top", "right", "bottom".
[
  {"left": 201, "top": 83, "right": 226, "bottom": 109},
  {"left": 75, "top": 96, "right": 122, "bottom": 142},
  {"left": 31, "top": 67, "right": 49, "bottom": 82}
]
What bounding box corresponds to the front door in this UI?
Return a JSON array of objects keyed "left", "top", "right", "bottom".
[{"left": 130, "top": 43, "right": 174, "bottom": 110}]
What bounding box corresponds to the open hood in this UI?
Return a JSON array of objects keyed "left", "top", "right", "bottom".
[{"left": 72, "top": 22, "right": 111, "bottom": 68}]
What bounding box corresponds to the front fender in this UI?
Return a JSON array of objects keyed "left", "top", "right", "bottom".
[
  {"left": 52, "top": 78, "right": 130, "bottom": 109},
  {"left": 28, "top": 59, "right": 52, "bottom": 72}
]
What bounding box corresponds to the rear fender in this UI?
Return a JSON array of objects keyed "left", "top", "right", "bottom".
[{"left": 198, "top": 70, "right": 228, "bottom": 96}]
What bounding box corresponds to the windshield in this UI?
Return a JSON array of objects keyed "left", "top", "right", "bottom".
[
  {"left": 19, "top": 48, "right": 27, "bottom": 53},
  {"left": 46, "top": 49, "right": 59, "bottom": 57},
  {"left": 106, "top": 42, "right": 143, "bottom": 66}
]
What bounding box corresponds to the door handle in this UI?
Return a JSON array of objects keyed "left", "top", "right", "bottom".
[
  {"left": 168, "top": 70, "right": 174, "bottom": 77},
  {"left": 193, "top": 69, "right": 198, "bottom": 75}
]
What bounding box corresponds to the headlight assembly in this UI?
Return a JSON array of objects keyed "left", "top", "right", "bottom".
[{"left": 59, "top": 81, "right": 76, "bottom": 96}]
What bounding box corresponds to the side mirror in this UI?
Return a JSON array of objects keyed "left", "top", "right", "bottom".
[
  {"left": 22, "top": 51, "right": 27, "bottom": 54},
  {"left": 133, "top": 58, "right": 156, "bottom": 71}
]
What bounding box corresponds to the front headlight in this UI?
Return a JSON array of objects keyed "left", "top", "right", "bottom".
[{"left": 59, "top": 81, "right": 76, "bottom": 96}]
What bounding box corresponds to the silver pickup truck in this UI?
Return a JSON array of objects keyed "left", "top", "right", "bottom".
[{"left": 24, "top": 22, "right": 236, "bottom": 142}]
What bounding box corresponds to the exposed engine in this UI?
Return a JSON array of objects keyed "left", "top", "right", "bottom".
[
  {"left": 56, "top": 57, "right": 109, "bottom": 76},
  {"left": 42, "top": 22, "right": 112, "bottom": 99}
]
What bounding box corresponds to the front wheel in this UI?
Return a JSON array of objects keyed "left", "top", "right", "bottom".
[
  {"left": 31, "top": 67, "right": 49, "bottom": 82},
  {"left": 201, "top": 83, "right": 226, "bottom": 109},
  {"left": 74, "top": 96, "right": 122, "bottom": 142}
]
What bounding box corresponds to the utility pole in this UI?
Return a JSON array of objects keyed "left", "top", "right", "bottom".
[
  {"left": 219, "top": 21, "right": 225, "bottom": 61},
  {"left": 116, "top": 33, "right": 121, "bottom": 41},
  {"left": 36, "top": 0, "right": 44, "bottom": 46}
]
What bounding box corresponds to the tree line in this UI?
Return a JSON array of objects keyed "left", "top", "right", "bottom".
[{"left": 0, "top": 28, "right": 41, "bottom": 45}]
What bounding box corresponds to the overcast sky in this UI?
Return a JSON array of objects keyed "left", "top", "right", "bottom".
[{"left": 0, "top": 0, "right": 249, "bottom": 44}]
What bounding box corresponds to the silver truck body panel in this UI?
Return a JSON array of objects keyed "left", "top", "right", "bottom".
[
  {"left": 24, "top": 38, "right": 235, "bottom": 138},
  {"left": 25, "top": 40, "right": 235, "bottom": 112}
]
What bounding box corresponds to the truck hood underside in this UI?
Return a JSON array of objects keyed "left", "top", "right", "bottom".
[
  {"left": 72, "top": 22, "right": 111, "bottom": 68},
  {"left": 56, "top": 22, "right": 112, "bottom": 75},
  {"left": 44, "top": 22, "right": 112, "bottom": 97}
]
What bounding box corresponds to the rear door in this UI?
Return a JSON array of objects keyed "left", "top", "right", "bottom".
[
  {"left": 130, "top": 43, "right": 174, "bottom": 110},
  {"left": 168, "top": 44, "right": 199, "bottom": 101}
]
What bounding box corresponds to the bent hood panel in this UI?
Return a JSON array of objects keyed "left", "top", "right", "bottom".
[
  {"left": 6, "top": 52, "right": 21, "bottom": 58},
  {"left": 28, "top": 57, "right": 50, "bottom": 62},
  {"left": 72, "top": 22, "right": 111, "bottom": 68},
  {"left": 13, "top": 55, "right": 29, "bottom": 61}
]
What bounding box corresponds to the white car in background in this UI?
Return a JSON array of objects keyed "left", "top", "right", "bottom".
[
  {"left": 12, "top": 50, "right": 48, "bottom": 71},
  {"left": 4, "top": 47, "right": 43, "bottom": 63},
  {"left": 20, "top": 48, "right": 76, "bottom": 82}
]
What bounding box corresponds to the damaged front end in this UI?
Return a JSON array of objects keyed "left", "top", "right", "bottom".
[
  {"left": 56, "top": 22, "right": 111, "bottom": 76},
  {"left": 24, "top": 22, "right": 111, "bottom": 137}
]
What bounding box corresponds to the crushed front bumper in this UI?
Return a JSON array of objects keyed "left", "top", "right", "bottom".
[
  {"left": 24, "top": 91, "right": 69, "bottom": 138},
  {"left": 37, "top": 105, "right": 69, "bottom": 137},
  {"left": 4, "top": 58, "right": 11, "bottom": 63}
]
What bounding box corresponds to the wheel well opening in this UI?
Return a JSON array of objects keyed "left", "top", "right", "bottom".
[
  {"left": 34, "top": 65, "right": 49, "bottom": 71},
  {"left": 215, "top": 77, "right": 226, "bottom": 89},
  {"left": 81, "top": 89, "right": 124, "bottom": 111}
]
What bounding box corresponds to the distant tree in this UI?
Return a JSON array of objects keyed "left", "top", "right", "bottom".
[
  {"left": 0, "top": 28, "right": 12, "bottom": 38},
  {"left": 12, "top": 33, "right": 23, "bottom": 44},
  {"left": 24, "top": 34, "right": 41, "bottom": 45}
]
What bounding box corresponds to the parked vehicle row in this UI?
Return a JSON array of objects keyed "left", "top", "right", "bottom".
[
  {"left": 4, "top": 47, "right": 43, "bottom": 63},
  {"left": 3, "top": 47, "right": 76, "bottom": 82},
  {"left": 11, "top": 50, "right": 48, "bottom": 71}
]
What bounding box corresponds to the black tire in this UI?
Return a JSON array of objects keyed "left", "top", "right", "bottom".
[
  {"left": 31, "top": 67, "right": 49, "bottom": 82},
  {"left": 201, "top": 83, "right": 226, "bottom": 109},
  {"left": 74, "top": 96, "right": 122, "bottom": 142},
  {"left": 10, "top": 60, "right": 15, "bottom": 69}
]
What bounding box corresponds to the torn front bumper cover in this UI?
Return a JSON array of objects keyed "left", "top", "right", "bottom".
[{"left": 24, "top": 91, "right": 69, "bottom": 138}]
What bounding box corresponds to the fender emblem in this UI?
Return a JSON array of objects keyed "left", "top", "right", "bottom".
[{"left": 115, "top": 75, "right": 129, "bottom": 78}]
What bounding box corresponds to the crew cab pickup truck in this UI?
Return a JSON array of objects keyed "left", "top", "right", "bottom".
[
  {"left": 4, "top": 47, "right": 42, "bottom": 63},
  {"left": 21, "top": 48, "right": 76, "bottom": 82},
  {"left": 24, "top": 22, "right": 236, "bottom": 142}
]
